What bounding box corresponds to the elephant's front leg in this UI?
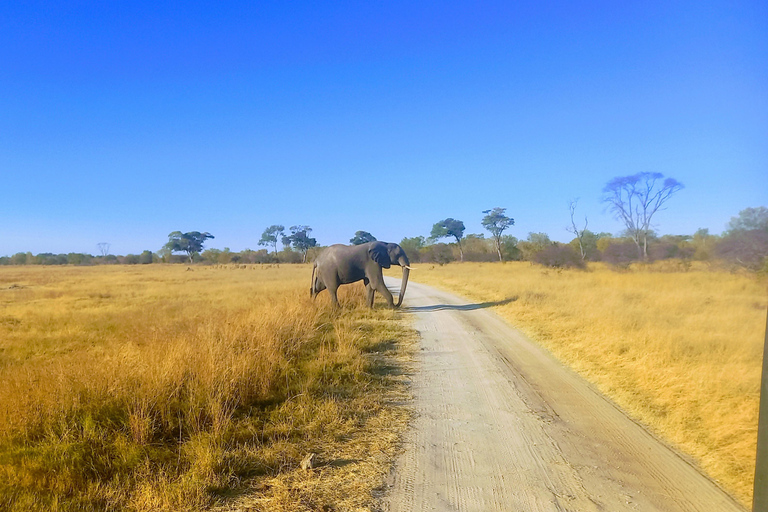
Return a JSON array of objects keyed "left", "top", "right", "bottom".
[{"left": 370, "top": 277, "right": 395, "bottom": 309}]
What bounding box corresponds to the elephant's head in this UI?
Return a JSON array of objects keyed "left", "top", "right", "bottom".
[{"left": 368, "top": 242, "right": 411, "bottom": 307}]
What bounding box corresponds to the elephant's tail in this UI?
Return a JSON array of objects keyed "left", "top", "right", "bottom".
[{"left": 310, "top": 263, "right": 317, "bottom": 298}]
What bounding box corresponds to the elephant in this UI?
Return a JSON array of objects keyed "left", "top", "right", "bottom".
[{"left": 311, "top": 241, "right": 411, "bottom": 308}]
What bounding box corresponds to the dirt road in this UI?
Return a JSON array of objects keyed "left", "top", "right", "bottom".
[{"left": 382, "top": 279, "right": 745, "bottom": 512}]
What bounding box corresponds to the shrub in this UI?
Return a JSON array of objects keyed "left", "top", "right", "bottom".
[
  {"left": 518, "top": 233, "right": 552, "bottom": 261},
  {"left": 602, "top": 241, "right": 640, "bottom": 269},
  {"left": 533, "top": 243, "right": 586, "bottom": 269},
  {"left": 122, "top": 254, "right": 140, "bottom": 265},
  {"left": 277, "top": 249, "right": 303, "bottom": 264},
  {"left": 648, "top": 242, "right": 681, "bottom": 261},
  {"left": 715, "top": 229, "right": 768, "bottom": 272},
  {"left": 399, "top": 237, "right": 426, "bottom": 263},
  {"left": 419, "top": 243, "right": 455, "bottom": 265}
]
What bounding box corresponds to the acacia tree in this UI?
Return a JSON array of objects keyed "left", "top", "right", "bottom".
[
  {"left": 717, "top": 207, "right": 768, "bottom": 271},
  {"left": 282, "top": 225, "right": 317, "bottom": 263},
  {"left": 481, "top": 208, "right": 514, "bottom": 262},
  {"left": 350, "top": 231, "right": 377, "bottom": 245},
  {"left": 164, "top": 231, "right": 215, "bottom": 263},
  {"left": 566, "top": 199, "right": 588, "bottom": 260},
  {"left": 602, "top": 172, "right": 683, "bottom": 260},
  {"left": 259, "top": 225, "right": 285, "bottom": 255},
  {"left": 430, "top": 218, "right": 466, "bottom": 261},
  {"left": 727, "top": 206, "right": 768, "bottom": 232}
]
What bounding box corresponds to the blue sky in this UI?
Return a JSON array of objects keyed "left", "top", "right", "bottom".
[{"left": 2, "top": 1, "right": 766, "bottom": 256}]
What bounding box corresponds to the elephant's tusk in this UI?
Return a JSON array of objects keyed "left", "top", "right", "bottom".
[{"left": 404, "top": 266, "right": 415, "bottom": 270}]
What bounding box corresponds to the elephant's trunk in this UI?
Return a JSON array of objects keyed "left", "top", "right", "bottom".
[{"left": 396, "top": 259, "right": 410, "bottom": 308}]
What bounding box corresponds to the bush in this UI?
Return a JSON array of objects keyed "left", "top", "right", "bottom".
[
  {"left": 277, "top": 249, "right": 303, "bottom": 264},
  {"left": 464, "top": 251, "right": 498, "bottom": 262},
  {"left": 715, "top": 229, "right": 768, "bottom": 271},
  {"left": 239, "top": 249, "right": 271, "bottom": 264},
  {"left": 533, "top": 243, "right": 586, "bottom": 269},
  {"left": 37, "top": 253, "right": 69, "bottom": 265},
  {"left": 648, "top": 242, "right": 681, "bottom": 261},
  {"left": 602, "top": 241, "right": 641, "bottom": 269},
  {"left": 66, "top": 253, "right": 93, "bottom": 265},
  {"left": 122, "top": 254, "right": 140, "bottom": 265},
  {"left": 10, "top": 253, "right": 27, "bottom": 265},
  {"left": 518, "top": 233, "right": 552, "bottom": 261},
  {"left": 420, "top": 243, "right": 455, "bottom": 265},
  {"left": 399, "top": 237, "right": 426, "bottom": 263}
]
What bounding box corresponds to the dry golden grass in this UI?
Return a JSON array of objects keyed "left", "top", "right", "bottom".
[
  {"left": 410, "top": 261, "right": 766, "bottom": 506},
  {"left": 0, "top": 264, "right": 415, "bottom": 511}
]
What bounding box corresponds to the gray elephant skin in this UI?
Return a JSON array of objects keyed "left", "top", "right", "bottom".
[{"left": 311, "top": 241, "right": 411, "bottom": 308}]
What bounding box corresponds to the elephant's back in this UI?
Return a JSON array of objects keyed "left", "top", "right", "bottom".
[{"left": 316, "top": 244, "right": 355, "bottom": 264}]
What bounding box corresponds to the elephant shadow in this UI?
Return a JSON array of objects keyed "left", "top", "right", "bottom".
[{"left": 403, "top": 297, "right": 517, "bottom": 312}]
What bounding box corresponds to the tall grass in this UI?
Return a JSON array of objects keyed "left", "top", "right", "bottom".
[
  {"left": 409, "top": 261, "right": 766, "bottom": 506},
  {"left": 0, "top": 265, "right": 413, "bottom": 511}
]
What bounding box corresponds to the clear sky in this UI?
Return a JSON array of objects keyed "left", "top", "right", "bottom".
[{"left": 2, "top": 1, "right": 766, "bottom": 256}]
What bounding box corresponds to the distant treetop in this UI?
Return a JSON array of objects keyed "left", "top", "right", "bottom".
[
  {"left": 164, "top": 231, "right": 214, "bottom": 263},
  {"left": 727, "top": 206, "right": 768, "bottom": 233},
  {"left": 350, "top": 231, "right": 377, "bottom": 245}
]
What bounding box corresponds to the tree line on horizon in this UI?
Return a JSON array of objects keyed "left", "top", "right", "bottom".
[
  {"left": 3, "top": 205, "right": 765, "bottom": 273},
  {"left": 3, "top": 174, "right": 766, "bottom": 272}
]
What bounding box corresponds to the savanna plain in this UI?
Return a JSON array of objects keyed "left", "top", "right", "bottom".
[
  {"left": 1, "top": 262, "right": 765, "bottom": 510},
  {"left": 0, "top": 264, "right": 415, "bottom": 511},
  {"left": 399, "top": 260, "right": 767, "bottom": 506}
]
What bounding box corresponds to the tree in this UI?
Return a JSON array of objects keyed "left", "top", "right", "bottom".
[
  {"left": 202, "top": 248, "right": 222, "bottom": 263},
  {"left": 430, "top": 218, "right": 466, "bottom": 261},
  {"left": 97, "top": 243, "right": 111, "bottom": 257},
  {"left": 282, "top": 225, "right": 317, "bottom": 263},
  {"left": 164, "top": 231, "right": 215, "bottom": 263},
  {"left": 518, "top": 232, "right": 553, "bottom": 261},
  {"left": 602, "top": 172, "right": 683, "bottom": 260},
  {"left": 138, "top": 250, "right": 154, "bottom": 264},
  {"left": 566, "top": 199, "right": 588, "bottom": 260},
  {"left": 481, "top": 208, "right": 514, "bottom": 261},
  {"left": 569, "top": 230, "right": 610, "bottom": 261},
  {"left": 500, "top": 235, "right": 521, "bottom": 261},
  {"left": 259, "top": 225, "right": 285, "bottom": 255},
  {"left": 717, "top": 207, "right": 768, "bottom": 271},
  {"left": 726, "top": 206, "right": 768, "bottom": 233},
  {"left": 689, "top": 228, "right": 715, "bottom": 260},
  {"left": 350, "top": 231, "right": 377, "bottom": 245},
  {"left": 716, "top": 229, "right": 768, "bottom": 271},
  {"left": 400, "top": 236, "right": 426, "bottom": 263}
]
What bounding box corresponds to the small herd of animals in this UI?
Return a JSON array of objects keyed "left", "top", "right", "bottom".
[{"left": 311, "top": 241, "right": 412, "bottom": 308}]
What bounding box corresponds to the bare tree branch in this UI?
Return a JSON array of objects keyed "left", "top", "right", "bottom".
[
  {"left": 602, "top": 172, "right": 684, "bottom": 259},
  {"left": 566, "top": 199, "right": 588, "bottom": 260}
]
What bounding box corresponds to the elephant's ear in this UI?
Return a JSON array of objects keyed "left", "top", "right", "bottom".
[{"left": 369, "top": 243, "right": 392, "bottom": 269}]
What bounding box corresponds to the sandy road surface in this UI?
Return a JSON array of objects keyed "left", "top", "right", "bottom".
[{"left": 382, "top": 279, "right": 744, "bottom": 512}]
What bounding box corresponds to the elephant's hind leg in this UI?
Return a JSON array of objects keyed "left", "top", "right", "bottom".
[
  {"left": 327, "top": 283, "right": 340, "bottom": 308},
  {"left": 311, "top": 277, "right": 326, "bottom": 299}
]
